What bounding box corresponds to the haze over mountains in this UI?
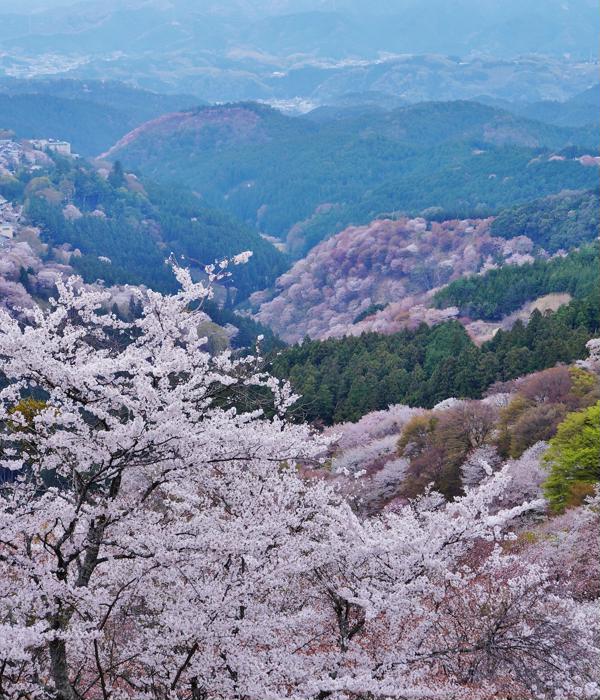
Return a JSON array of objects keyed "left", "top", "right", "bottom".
[
  {"left": 0, "top": 0, "right": 598, "bottom": 105},
  {"left": 1, "top": 1, "right": 598, "bottom": 307},
  {"left": 0, "top": 1, "right": 598, "bottom": 444},
  {"left": 1, "top": 1, "right": 598, "bottom": 59}
]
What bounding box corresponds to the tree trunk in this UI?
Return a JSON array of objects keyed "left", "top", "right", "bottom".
[
  {"left": 191, "top": 677, "right": 208, "bottom": 700},
  {"left": 49, "top": 638, "right": 78, "bottom": 700}
]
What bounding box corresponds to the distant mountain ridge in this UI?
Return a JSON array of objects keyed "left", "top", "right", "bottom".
[
  {"left": 0, "top": 0, "right": 597, "bottom": 59},
  {"left": 0, "top": 78, "right": 199, "bottom": 155},
  {"left": 0, "top": 1, "right": 597, "bottom": 103},
  {"left": 475, "top": 85, "right": 600, "bottom": 129}
]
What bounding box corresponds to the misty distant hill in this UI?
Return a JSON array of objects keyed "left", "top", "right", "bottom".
[
  {"left": 475, "top": 85, "right": 600, "bottom": 129},
  {"left": 0, "top": 78, "right": 199, "bottom": 154},
  {"left": 0, "top": 0, "right": 597, "bottom": 59},
  {"left": 0, "top": 1, "right": 597, "bottom": 104}
]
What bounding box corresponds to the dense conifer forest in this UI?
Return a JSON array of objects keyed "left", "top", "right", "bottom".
[
  {"left": 272, "top": 294, "right": 599, "bottom": 424},
  {"left": 106, "top": 102, "right": 599, "bottom": 255},
  {"left": 433, "top": 243, "right": 599, "bottom": 320},
  {"left": 17, "top": 158, "right": 287, "bottom": 299}
]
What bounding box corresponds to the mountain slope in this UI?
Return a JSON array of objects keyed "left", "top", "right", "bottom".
[
  {"left": 254, "top": 188, "right": 599, "bottom": 343},
  {"left": 433, "top": 244, "right": 600, "bottom": 321},
  {"left": 490, "top": 189, "right": 600, "bottom": 252},
  {"left": 254, "top": 216, "right": 501, "bottom": 342},
  {"left": 6, "top": 155, "right": 286, "bottom": 300},
  {"left": 271, "top": 296, "right": 599, "bottom": 425},
  {"left": 476, "top": 85, "right": 600, "bottom": 129}
]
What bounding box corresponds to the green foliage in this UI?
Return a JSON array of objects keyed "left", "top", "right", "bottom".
[
  {"left": 490, "top": 189, "right": 599, "bottom": 252},
  {"left": 11, "top": 156, "right": 286, "bottom": 348},
  {"left": 353, "top": 303, "right": 388, "bottom": 324},
  {"left": 543, "top": 402, "right": 600, "bottom": 512},
  {"left": 146, "top": 182, "right": 288, "bottom": 301},
  {"left": 26, "top": 194, "right": 176, "bottom": 291},
  {"left": 496, "top": 365, "right": 599, "bottom": 459},
  {"left": 396, "top": 414, "right": 439, "bottom": 457},
  {"left": 272, "top": 295, "right": 599, "bottom": 425},
  {"left": 108, "top": 161, "right": 126, "bottom": 189},
  {"left": 7, "top": 398, "right": 47, "bottom": 431},
  {"left": 569, "top": 365, "right": 599, "bottom": 398},
  {"left": 0, "top": 176, "right": 25, "bottom": 201},
  {"left": 272, "top": 320, "right": 474, "bottom": 424},
  {"left": 496, "top": 395, "right": 533, "bottom": 457},
  {"left": 397, "top": 402, "right": 496, "bottom": 499},
  {"left": 481, "top": 294, "right": 599, "bottom": 381},
  {"left": 433, "top": 243, "right": 599, "bottom": 320},
  {"left": 200, "top": 300, "right": 285, "bottom": 354}
]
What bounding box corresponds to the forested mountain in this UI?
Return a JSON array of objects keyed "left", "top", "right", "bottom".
[
  {"left": 2, "top": 1, "right": 597, "bottom": 61},
  {"left": 0, "top": 77, "right": 199, "bottom": 119},
  {"left": 326, "top": 362, "right": 599, "bottom": 511},
  {"left": 106, "top": 100, "right": 599, "bottom": 255},
  {"left": 254, "top": 185, "right": 599, "bottom": 343},
  {"left": 0, "top": 78, "right": 198, "bottom": 155},
  {"left": 254, "top": 216, "right": 507, "bottom": 342},
  {"left": 3, "top": 155, "right": 286, "bottom": 301},
  {"left": 1, "top": 5, "right": 600, "bottom": 699},
  {"left": 305, "top": 84, "right": 599, "bottom": 129},
  {"left": 490, "top": 189, "right": 599, "bottom": 252},
  {"left": 480, "top": 84, "right": 600, "bottom": 129}
]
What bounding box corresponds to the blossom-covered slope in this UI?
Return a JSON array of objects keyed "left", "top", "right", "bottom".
[
  {"left": 254, "top": 215, "right": 538, "bottom": 342},
  {"left": 323, "top": 357, "right": 600, "bottom": 515}
]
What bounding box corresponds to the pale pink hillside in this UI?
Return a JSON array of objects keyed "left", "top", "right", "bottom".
[
  {"left": 255, "top": 216, "right": 535, "bottom": 342},
  {"left": 101, "top": 105, "right": 265, "bottom": 159}
]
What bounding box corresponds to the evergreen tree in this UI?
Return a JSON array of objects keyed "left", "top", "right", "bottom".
[{"left": 107, "top": 160, "right": 126, "bottom": 188}]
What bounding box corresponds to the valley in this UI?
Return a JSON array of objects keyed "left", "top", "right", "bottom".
[
  {"left": 1, "top": 89, "right": 598, "bottom": 399},
  {"left": 103, "top": 100, "right": 598, "bottom": 256}
]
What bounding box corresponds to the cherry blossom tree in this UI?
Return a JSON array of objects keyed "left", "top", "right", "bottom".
[
  {"left": 302, "top": 469, "right": 599, "bottom": 699},
  {"left": 0, "top": 261, "right": 340, "bottom": 699},
  {"left": 0, "top": 263, "right": 598, "bottom": 700}
]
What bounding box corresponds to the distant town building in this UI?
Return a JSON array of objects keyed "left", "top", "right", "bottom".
[
  {"left": 0, "top": 139, "right": 26, "bottom": 171},
  {"left": 29, "top": 139, "right": 72, "bottom": 156}
]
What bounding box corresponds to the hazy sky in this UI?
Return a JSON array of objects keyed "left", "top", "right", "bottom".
[
  {"left": 0, "top": 0, "right": 597, "bottom": 64},
  {"left": 2, "top": 0, "right": 597, "bottom": 12}
]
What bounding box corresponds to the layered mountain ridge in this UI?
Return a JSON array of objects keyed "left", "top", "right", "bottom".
[{"left": 104, "top": 99, "right": 599, "bottom": 257}]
